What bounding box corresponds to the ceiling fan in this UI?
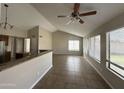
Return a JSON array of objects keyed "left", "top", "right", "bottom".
[{"left": 57, "top": 3, "right": 97, "bottom": 25}]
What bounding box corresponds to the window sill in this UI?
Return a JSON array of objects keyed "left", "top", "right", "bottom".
[
  {"left": 89, "top": 55, "right": 101, "bottom": 63},
  {"left": 107, "top": 67, "right": 124, "bottom": 80},
  {"left": 106, "top": 61, "right": 124, "bottom": 80},
  {"left": 68, "top": 50, "right": 80, "bottom": 52}
]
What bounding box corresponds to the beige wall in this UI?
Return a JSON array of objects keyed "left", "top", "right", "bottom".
[
  {"left": 84, "top": 12, "right": 124, "bottom": 88},
  {"left": 0, "top": 28, "right": 27, "bottom": 38},
  {"left": 28, "top": 26, "right": 52, "bottom": 54},
  {"left": 28, "top": 26, "right": 39, "bottom": 54},
  {"left": 53, "top": 31, "right": 83, "bottom": 55},
  {"left": 39, "top": 26, "right": 52, "bottom": 50}
]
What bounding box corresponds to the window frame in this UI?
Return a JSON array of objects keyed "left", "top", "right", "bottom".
[
  {"left": 106, "top": 31, "right": 124, "bottom": 78},
  {"left": 68, "top": 40, "right": 80, "bottom": 51}
]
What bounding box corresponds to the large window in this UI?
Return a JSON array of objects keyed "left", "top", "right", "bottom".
[
  {"left": 89, "top": 37, "right": 95, "bottom": 57},
  {"left": 89, "top": 35, "right": 100, "bottom": 61},
  {"left": 84, "top": 38, "right": 89, "bottom": 55},
  {"left": 68, "top": 40, "right": 79, "bottom": 51},
  {"left": 106, "top": 29, "right": 124, "bottom": 78}
]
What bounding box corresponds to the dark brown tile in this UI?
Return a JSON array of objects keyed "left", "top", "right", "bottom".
[{"left": 33, "top": 54, "right": 110, "bottom": 89}]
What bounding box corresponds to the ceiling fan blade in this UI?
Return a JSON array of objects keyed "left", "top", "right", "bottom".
[
  {"left": 57, "top": 15, "right": 69, "bottom": 18},
  {"left": 79, "top": 11, "right": 97, "bottom": 16},
  {"left": 73, "top": 3, "right": 80, "bottom": 13},
  {"left": 66, "top": 20, "right": 73, "bottom": 25},
  {"left": 79, "top": 19, "right": 84, "bottom": 24}
]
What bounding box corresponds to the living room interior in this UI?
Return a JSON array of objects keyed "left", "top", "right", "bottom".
[{"left": 0, "top": 3, "right": 124, "bottom": 89}]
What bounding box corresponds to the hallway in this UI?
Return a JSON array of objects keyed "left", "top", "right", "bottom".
[{"left": 34, "top": 55, "right": 110, "bottom": 89}]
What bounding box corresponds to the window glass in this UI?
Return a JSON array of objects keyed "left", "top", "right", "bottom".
[
  {"left": 106, "top": 28, "right": 124, "bottom": 78},
  {"left": 68, "top": 40, "right": 79, "bottom": 51},
  {"left": 110, "top": 29, "right": 124, "bottom": 67},
  {"left": 95, "top": 36, "right": 100, "bottom": 60},
  {"left": 89, "top": 37, "right": 94, "bottom": 57},
  {"left": 89, "top": 35, "right": 100, "bottom": 61}
]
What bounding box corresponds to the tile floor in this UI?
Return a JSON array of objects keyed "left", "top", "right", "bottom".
[{"left": 33, "top": 54, "right": 110, "bottom": 89}]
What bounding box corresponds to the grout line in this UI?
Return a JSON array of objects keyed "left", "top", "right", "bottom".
[{"left": 84, "top": 57, "right": 113, "bottom": 89}]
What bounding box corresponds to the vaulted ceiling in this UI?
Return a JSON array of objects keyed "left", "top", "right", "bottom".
[
  {"left": 1, "top": 3, "right": 124, "bottom": 37},
  {"left": 0, "top": 3, "right": 56, "bottom": 33},
  {"left": 32, "top": 3, "right": 124, "bottom": 37}
]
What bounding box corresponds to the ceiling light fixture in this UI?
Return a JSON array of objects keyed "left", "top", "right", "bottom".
[{"left": 0, "top": 4, "right": 14, "bottom": 30}]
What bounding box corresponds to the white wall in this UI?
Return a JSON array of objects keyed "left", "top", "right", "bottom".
[
  {"left": 0, "top": 52, "right": 52, "bottom": 89},
  {"left": 39, "top": 26, "right": 52, "bottom": 50},
  {"left": 84, "top": 12, "right": 124, "bottom": 88}
]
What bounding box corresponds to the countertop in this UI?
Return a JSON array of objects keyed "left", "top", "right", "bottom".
[{"left": 0, "top": 50, "right": 52, "bottom": 72}]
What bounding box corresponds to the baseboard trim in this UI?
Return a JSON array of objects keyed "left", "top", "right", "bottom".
[{"left": 30, "top": 65, "right": 53, "bottom": 89}]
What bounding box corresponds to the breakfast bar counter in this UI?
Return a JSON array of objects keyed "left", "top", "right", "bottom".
[{"left": 0, "top": 50, "right": 53, "bottom": 89}]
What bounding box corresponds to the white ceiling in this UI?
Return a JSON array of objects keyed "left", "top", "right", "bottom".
[
  {"left": 32, "top": 3, "right": 124, "bottom": 37},
  {"left": 1, "top": 3, "right": 124, "bottom": 37},
  {"left": 1, "top": 3, "right": 56, "bottom": 32}
]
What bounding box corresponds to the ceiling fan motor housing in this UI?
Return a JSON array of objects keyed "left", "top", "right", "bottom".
[{"left": 72, "top": 12, "right": 79, "bottom": 18}]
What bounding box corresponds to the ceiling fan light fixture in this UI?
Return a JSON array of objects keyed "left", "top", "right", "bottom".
[{"left": 57, "top": 3, "right": 97, "bottom": 25}]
